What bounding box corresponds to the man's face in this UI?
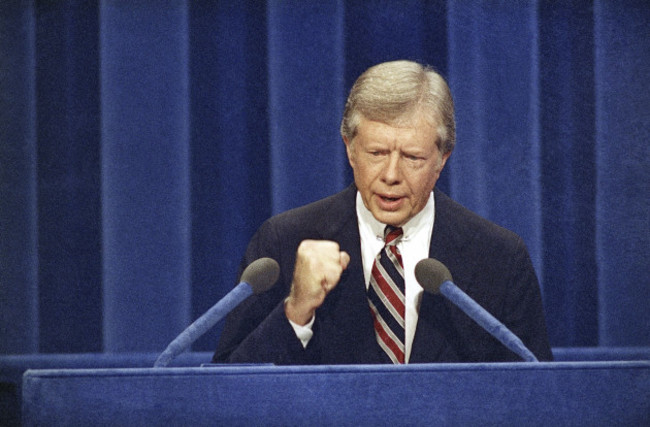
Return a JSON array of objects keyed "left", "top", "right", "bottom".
[{"left": 344, "top": 115, "right": 450, "bottom": 227}]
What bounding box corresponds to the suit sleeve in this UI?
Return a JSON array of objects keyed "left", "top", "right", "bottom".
[
  {"left": 212, "top": 219, "right": 319, "bottom": 364},
  {"left": 499, "top": 238, "right": 553, "bottom": 361}
]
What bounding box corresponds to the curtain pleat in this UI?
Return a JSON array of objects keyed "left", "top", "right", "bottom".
[
  {"left": 0, "top": 1, "right": 38, "bottom": 354},
  {"left": 100, "top": 0, "right": 191, "bottom": 352},
  {"left": 267, "top": 0, "right": 347, "bottom": 214},
  {"left": 0, "top": 0, "right": 648, "bottom": 354},
  {"left": 188, "top": 0, "right": 271, "bottom": 351},
  {"left": 447, "top": 1, "right": 542, "bottom": 266},
  {"left": 538, "top": 1, "right": 598, "bottom": 346},
  {"left": 34, "top": 1, "right": 103, "bottom": 353},
  {"left": 594, "top": 0, "right": 650, "bottom": 346}
]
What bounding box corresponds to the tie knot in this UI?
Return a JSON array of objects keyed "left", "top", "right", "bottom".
[{"left": 384, "top": 226, "right": 403, "bottom": 246}]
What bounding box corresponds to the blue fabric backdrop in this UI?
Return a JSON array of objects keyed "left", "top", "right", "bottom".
[{"left": 1, "top": 0, "right": 648, "bottom": 355}]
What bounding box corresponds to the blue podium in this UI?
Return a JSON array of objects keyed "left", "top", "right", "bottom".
[{"left": 22, "top": 361, "right": 650, "bottom": 426}]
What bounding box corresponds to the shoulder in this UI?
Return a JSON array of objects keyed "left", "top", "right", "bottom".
[
  {"left": 244, "top": 184, "right": 356, "bottom": 261},
  {"left": 242, "top": 184, "right": 357, "bottom": 287},
  {"left": 432, "top": 188, "right": 534, "bottom": 294},
  {"left": 262, "top": 184, "right": 357, "bottom": 238},
  {"left": 434, "top": 188, "right": 525, "bottom": 254}
]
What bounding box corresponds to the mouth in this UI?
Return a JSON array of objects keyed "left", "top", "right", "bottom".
[
  {"left": 380, "top": 195, "right": 401, "bottom": 202},
  {"left": 376, "top": 194, "right": 405, "bottom": 210}
]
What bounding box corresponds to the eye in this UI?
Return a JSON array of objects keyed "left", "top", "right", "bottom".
[{"left": 404, "top": 153, "right": 423, "bottom": 161}]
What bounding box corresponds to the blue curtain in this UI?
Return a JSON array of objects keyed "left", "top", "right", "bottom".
[{"left": 1, "top": 0, "right": 648, "bottom": 354}]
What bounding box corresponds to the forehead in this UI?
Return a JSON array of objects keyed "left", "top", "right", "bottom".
[{"left": 355, "top": 114, "right": 438, "bottom": 148}]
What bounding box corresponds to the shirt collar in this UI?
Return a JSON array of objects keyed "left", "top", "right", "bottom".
[{"left": 356, "top": 191, "right": 435, "bottom": 242}]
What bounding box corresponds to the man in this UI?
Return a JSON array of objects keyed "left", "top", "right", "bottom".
[{"left": 213, "top": 60, "right": 552, "bottom": 364}]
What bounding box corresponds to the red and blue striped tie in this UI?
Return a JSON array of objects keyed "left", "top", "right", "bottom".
[{"left": 368, "top": 226, "right": 405, "bottom": 364}]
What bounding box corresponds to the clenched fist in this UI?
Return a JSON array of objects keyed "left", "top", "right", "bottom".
[{"left": 285, "top": 240, "right": 350, "bottom": 325}]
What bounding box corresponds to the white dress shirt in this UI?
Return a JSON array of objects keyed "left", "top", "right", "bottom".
[
  {"left": 289, "top": 191, "right": 435, "bottom": 363},
  {"left": 356, "top": 191, "right": 434, "bottom": 362}
]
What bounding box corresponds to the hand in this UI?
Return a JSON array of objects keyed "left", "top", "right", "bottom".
[{"left": 285, "top": 240, "right": 350, "bottom": 325}]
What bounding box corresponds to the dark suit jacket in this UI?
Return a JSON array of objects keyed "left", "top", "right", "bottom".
[{"left": 213, "top": 184, "right": 553, "bottom": 364}]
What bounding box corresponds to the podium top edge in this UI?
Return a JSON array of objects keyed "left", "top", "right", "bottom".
[{"left": 22, "top": 360, "right": 650, "bottom": 379}]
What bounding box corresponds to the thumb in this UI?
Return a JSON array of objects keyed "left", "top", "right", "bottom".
[{"left": 339, "top": 251, "right": 351, "bottom": 270}]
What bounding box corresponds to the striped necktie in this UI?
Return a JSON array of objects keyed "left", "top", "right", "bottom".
[{"left": 367, "top": 226, "right": 405, "bottom": 364}]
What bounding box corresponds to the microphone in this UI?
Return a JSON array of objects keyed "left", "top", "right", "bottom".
[
  {"left": 414, "top": 258, "right": 539, "bottom": 362},
  {"left": 154, "top": 257, "right": 280, "bottom": 367}
]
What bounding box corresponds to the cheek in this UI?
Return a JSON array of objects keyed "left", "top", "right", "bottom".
[
  {"left": 355, "top": 159, "right": 381, "bottom": 183},
  {"left": 427, "top": 156, "right": 445, "bottom": 181},
  {"left": 352, "top": 164, "right": 374, "bottom": 198},
  {"left": 406, "top": 167, "right": 441, "bottom": 199}
]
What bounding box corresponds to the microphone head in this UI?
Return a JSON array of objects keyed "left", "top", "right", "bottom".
[
  {"left": 240, "top": 257, "right": 280, "bottom": 294},
  {"left": 415, "top": 258, "right": 453, "bottom": 294}
]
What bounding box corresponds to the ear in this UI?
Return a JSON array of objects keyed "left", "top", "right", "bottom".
[
  {"left": 343, "top": 136, "right": 356, "bottom": 168},
  {"left": 440, "top": 151, "right": 451, "bottom": 169},
  {"left": 436, "top": 150, "right": 451, "bottom": 175}
]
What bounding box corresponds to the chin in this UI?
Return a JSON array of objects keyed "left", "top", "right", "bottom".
[{"left": 374, "top": 212, "right": 407, "bottom": 227}]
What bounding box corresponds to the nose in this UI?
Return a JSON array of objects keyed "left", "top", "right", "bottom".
[{"left": 381, "top": 152, "right": 401, "bottom": 184}]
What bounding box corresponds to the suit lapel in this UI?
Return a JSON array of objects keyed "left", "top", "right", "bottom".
[{"left": 410, "top": 188, "right": 463, "bottom": 363}]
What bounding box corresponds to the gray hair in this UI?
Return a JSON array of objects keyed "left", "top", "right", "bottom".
[{"left": 340, "top": 60, "right": 455, "bottom": 154}]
